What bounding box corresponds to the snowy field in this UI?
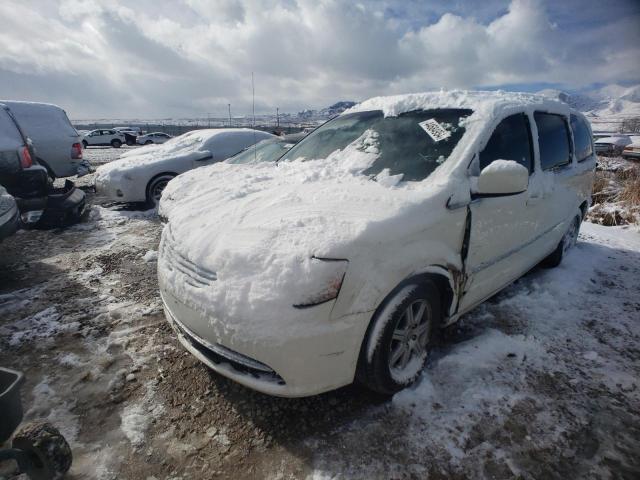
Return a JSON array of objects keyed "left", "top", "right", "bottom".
[{"left": 0, "top": 148, "right": 639, "bottom": 479}]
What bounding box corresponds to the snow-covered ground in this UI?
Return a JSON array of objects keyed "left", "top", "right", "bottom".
[{"left": 0, "top": 147, "right": 638, "bottom": 479}]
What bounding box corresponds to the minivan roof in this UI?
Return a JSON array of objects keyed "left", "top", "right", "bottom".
[{"left": 345, "top": 90, "right": 574, "bottom": 119}]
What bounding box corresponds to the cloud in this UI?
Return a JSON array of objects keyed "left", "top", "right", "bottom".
[{"left": 0, "top": 0, "right": 637, "bottom": 118}]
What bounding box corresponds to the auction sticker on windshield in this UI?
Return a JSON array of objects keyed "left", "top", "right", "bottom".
[{"left": 419, "top": 119, "right": 451, "bottom": 142}]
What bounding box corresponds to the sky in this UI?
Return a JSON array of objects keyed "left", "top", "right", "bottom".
[{"left": 0, "top": 0, "right": 638, "bottom": 119}]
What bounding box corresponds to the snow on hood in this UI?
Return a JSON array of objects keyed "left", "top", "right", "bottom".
[{"left": 159, "top": 129, "right": 453, "bottom": 330}]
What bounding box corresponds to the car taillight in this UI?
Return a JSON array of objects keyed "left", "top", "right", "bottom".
[
  {"left": 71, "top": 143, "right": 83, "bottom": 159},
  {"left": 20, "top": 146, "right": 32, "bottom": 168}
]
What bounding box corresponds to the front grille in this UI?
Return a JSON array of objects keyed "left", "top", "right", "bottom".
[
  {"left": 162, "top": 227, "right": 217, "bottom": 288},
  {"left": 169, "top": 312, "right": 285, "bottom": 385}
]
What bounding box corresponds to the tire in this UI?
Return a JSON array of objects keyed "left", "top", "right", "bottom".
[
  {"left": 541, "top": 212, "right": 582, "bottom": 268},
  {"left": 12, "top": 421, "right": 73, "bottom": 480},
  {"left": 126, "top": 139, "right": 135, "bottom": 146},
  {"left": 82, "top": 140, "right": 88, "bottom": 148},
  {"left": 146, "top": 174, "right": 175, "bottom": 207},
  {"left": 145, "top": 140, "right": 153, "bottom": 145},
  {"left": 111, "top": 139, "right": 122, "bottom": 148},
  {"left": 357, "top": 279, "right": 441, "bottom": 395}
]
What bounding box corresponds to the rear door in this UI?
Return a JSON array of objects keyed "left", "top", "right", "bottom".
[
  {"left": 460, "top": 113, "right": 544, "bottom": 312},
  {"left": 531, "top": 112, "right": 576, "bottom": 254}
]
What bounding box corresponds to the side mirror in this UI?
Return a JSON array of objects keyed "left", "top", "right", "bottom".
[{"left": 477, "top": 159, "right": 528, "bottom": 195}]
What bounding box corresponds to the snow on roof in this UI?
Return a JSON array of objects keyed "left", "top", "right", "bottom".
[{"left": 345, "top": 89, "right": 570, "bottom": 118}]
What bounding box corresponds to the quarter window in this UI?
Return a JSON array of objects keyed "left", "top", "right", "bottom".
[
  {"left": 570, "top": 114, "right": 593, "bottom": 162},
  {"left": 534, "top": 112, "right": 571, "bottom": 170},
  {"left": 479, "top": 113, "right": 533, "bottom": 173}
]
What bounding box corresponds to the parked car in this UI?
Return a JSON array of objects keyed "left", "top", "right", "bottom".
[
  {"left": 621, "top": 136, "right": 640, "bottom": 160},
  {"left": 0, "top": 103, "right": 86, "bottom": 227},
  {"left": 114, "top": 126, "right": 142, "bottom": 135},
  {"left": 82, "top": 129, "right": 126, "bottom": 148},
  {"left": 0, "top": 186, "right": 19, "bottom": 241},
  {"left": 137, "top": 132, "right": 172, "bottom": 145},
  {"left": 0, "top": 101, "right": 89, "bottom": 178},
  {"left": 594, "top": 135, "right": 632, "bottom": 156},
  {"left": 157, "top": 91, "right": 596, "bottom": 398},
  {"left": 95, "top": 128, "right": 275, "bottom": 206}
]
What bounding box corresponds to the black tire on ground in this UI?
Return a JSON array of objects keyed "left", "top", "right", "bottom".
[
  {"left": 541, "top": 212, "right": 582, "bottom": 268},
  {"left": 12, "top": 421, "right": 73, "bottom": 480},
  {"left": 146, "top": 174, "right": 175, "bottom": 207},
  {"left": 111, "top": 139, "right": 122, "bottom": 148},
  {"left": 145, "top": 140, "right": 153, "bottom": 145},
  {"left": 82, "top": 140, "right": 88, "bottom": 148},
  {"left": 126, "top": 139, "right": 135, "bottom": 146},
  {"left": 357, "top": 279, "right": 442, "bottom": 395}
]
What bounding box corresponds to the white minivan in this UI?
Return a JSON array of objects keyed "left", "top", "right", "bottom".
[
  {"left": 157, "top": 91, "right": 595, "bottom": 397},
  {"left": 0, "top": 101, "right": 88, "bottom": 178}
]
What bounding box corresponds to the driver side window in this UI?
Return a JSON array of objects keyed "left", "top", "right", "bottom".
[{"left": 479, "top": 113, "right": 533, "bottom": 174}]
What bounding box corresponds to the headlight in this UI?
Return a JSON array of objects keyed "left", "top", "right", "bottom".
[{"left": 293, "top": 257, "right": 348, "bottom": 309}]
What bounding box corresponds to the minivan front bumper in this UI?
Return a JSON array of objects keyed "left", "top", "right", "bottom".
[{"left": 159, "top": 282, "right": 371, "bottom": 397}]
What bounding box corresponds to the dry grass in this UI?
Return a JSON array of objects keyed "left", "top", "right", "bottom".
[
  {"left": 619, "top": 168, "right": 640, "bottom": 206},
  {"left": 588, "top": 160, "right": 640, "bottom": 226}
]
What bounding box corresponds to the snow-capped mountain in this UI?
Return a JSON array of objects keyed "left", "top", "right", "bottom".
[{"left": 538, "top": 84, "right": 640, "bottom": 132}]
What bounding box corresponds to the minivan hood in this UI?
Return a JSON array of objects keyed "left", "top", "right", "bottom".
[{"left": 158, "top": 143, "right": 456, "bottom": 326}]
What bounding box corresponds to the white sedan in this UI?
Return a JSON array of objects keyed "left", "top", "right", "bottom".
[
  {"left": 95, "top": 128, "right": 274, "bottom": 206},
  {"left": 137, "top": 132, "right": 172, "bottom": 145},
  {"left": 157, "top": 91, "right": 595, "bottom": 397}
]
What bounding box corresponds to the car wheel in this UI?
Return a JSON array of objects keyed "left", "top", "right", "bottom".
[
  {"left": 541, "top": 212, "right": 582, "bottom": 268},
  {"left": 147, "top": 174, "right": 175, "bottom": 207},
  {"left": 111, "top": 139, "right": 122, "bottom": 148},
  {"left": 145, "top": 140, "right": 153, "bottom": 145},
  {"left": 82, "top": 140, "right": 88, "bottom": 148},
  {"left": 357, "top": 279, "right": 441, "bottom": 395},
  {"left": 126, "top": 139, "right": 135, "bottom": 146}
]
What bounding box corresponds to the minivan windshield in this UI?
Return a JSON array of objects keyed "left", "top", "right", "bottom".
[{"left": 278, "top": 108, "right": 472, "bottom": 182}]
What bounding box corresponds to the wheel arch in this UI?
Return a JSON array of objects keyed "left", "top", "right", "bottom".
[
  {"left": 579, "top": 200, "right": 588, "bottom": 219},
  {"left": 146, "top": 171, "right": 178, "bottom": 199}
]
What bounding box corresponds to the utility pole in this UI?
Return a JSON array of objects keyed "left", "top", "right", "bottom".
[
  {"left": 228, "top": 104, "right": 232, "bottom": 127},
  {"left": 207, "top": 113, "right": 211, "bottom": 128},
  {"left": 276, "top": 107, "right": 279, "bottom": 128}
]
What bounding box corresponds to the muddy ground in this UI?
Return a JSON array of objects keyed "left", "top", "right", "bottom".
[{"left": 0, "top": 147, "right": 639, "bottom": 479}]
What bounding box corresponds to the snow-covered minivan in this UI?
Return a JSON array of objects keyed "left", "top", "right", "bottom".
[
  {"left": 157, "top": 91, "right": 595, "bottom": 397},
  {"left": 0, "top": 101, "right": 88, "bottom": 178}
]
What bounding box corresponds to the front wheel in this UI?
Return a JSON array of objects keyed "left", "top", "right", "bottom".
[
  {"left": 357, "top": 280, "right": 441, "bottom": 395},
  {"left": 541, "top": 212, "right": 581, "bottom": 268},
  {"left": 146, "top": 174, "right": 175, "bottom": 207},
  {"left": 145, "top": 140, "right": 153, "bottom": 145},
  {"left": 82, "top": 140, "right": 88, "bottom": 148}
]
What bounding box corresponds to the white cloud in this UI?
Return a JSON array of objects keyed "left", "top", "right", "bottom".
[{"left": 0, "top": 0, "right": 637, "bottom": 118}]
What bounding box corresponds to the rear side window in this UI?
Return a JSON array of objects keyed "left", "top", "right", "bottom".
[
  {"left": 570, "top": 114, "right": 593, "bottom": 162},
  {"left": 534, "top": 112, "right": 571, "bottom": 170},
  {"left": 479, "top": 113, "right": 533, "bottom": 173}
]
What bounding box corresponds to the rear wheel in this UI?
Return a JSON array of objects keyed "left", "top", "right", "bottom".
[
  {"left": 357, "top": 280, "right": 441, "bottom": 395},
  {"left": 82, "top": 140, "right": 88, "bottom": 148},
  {"left": 146, "top": 174, "right": 175, "bottom": 207},
  {"left": 111, "top": 139, "right": 122, "bottom": 148},
  {"left": 541, "top": 212, "right": 581, "bottom": 268}
]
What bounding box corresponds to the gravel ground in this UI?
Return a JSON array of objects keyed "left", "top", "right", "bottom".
[{"left": 0, "top": 147, "right": 638, "bottom": 479}]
